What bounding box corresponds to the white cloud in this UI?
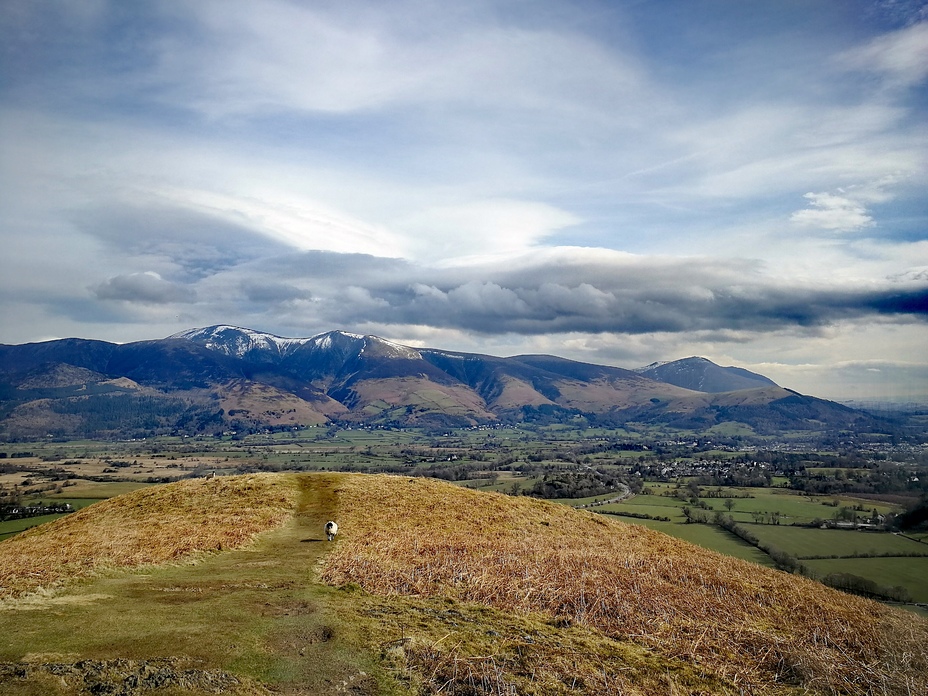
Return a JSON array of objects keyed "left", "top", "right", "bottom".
[
  {"left": 396, "top": 199, "right": 581, "bottom": 263},
  {"left": 671, "top": 103, "right": 921, "bottom": 201},
  {"left": 839, "top": 20, "right": 928, "bottom": 89},
  {"left": 790, "top": 191, "right": 874, "bottom": 232},
  {"left": 153, "top": 0, "right": 649, "bottom": 123},
  {"left": 151, "top": 186, "right": 407, "bottom": 259}
]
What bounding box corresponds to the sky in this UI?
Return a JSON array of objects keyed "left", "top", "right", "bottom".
[{"left": 1, "top": 0, "right": 927, "bottom": 403}]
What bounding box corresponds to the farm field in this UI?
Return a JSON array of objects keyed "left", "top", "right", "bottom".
[
  {"left": 572, "top": 485, "right": 925, "bottom": 606},
  {"left": 595, "top": 486, "right": 898, "bottom": 525},
  {"left": 746, "top": 524, "right": 928, "bottom": 559},
  {"left": 624, "top": 484, "right": 900, "bottom": 525},
  {"left": 0, "top": 498, "right": 107, "bottom": 540},
  {"left": 1, "top": 513, "right": 69, "bottom": 540},
  {"left": 803, "top": 557, "right": 928, "bottom": 603},
  {"left": 609, "top": 516, "right": 775, "bottom": 566},
  {"left": 600, "top": 501, "right": 682, "bottom": 519},
  {"left": 718, "top": 492, "right": 896, "bottom": 525},
  {"left": 45, "top": 481, "right": 153, "bottom": 499}
]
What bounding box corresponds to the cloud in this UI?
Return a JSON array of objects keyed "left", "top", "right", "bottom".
[
  {"left": 872, "top": 1, "right": 928, "bottom": 27},
  {"left": 152, "top": 0, "right": 649, "bottom": 121},
  {"left": 839, "top": 20, "right": 928, "bottom": 89},
  {"left": 239, "top": 281, "right": 311, "bottom": 304},
  {"left": 790, "top": 191, "right": 874, "bottom": 232},
  {"left": 1, "top": 1, "right": 927, "bottom": 401},
  {"left": 211, "top": 247, "right": 928, "bottom": 339},
  {"left": 92, "top": 272, "right": 196, "bottom": 304},
  {"left": 75, "top": 201, "right": 293, "bottom": 281},
  {"left": 396, "top": 199, "right": 581, "bottom": 263}
]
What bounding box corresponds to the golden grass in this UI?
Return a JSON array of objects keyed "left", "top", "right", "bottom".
[
  {"left": 321, "top": 474, "right": 928, "bottom": 695},
  {"left": 0, "top": 474, "right": 298, "bottom": 599}
]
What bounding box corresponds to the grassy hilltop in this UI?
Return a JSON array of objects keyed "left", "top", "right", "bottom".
[{"left": 1, "top": 473, "right": 926, "bottom": 695}]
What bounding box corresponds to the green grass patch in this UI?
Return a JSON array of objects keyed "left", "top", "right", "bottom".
[
  {"left": 0, "top": 514, "right": 71, "bottom": 540},
  {"left": 690, "top": 488, "right": 896, "bottom": 525},
  {"left": 803, "top": 557, "right": 928, "bottom": 603},
  {"left": 704, "top": 422, "right": 756, "bottom": 437},
  {"left": 0, "top": 474, "right": 403, "bottom": 695},
  {"left": 745, "top": 525, "right": 928, "bottom": 559},
  {"left": 600, "top": 503, "right": 683, "bottom": 520},
  {"left": 614, "top": 517, "right": 776, "bottom": 567}
]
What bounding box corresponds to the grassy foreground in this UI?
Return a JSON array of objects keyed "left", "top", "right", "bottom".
[
  {"left": 322, "top": 475, "right": 928, "bottom": 696},
  {"left": 0, "top": 473, "right": 394, "bottom": 695},
  {"left": 0, "top": 474, "right": 297, "bottom": 598},
  {"left": 1, "top": 473, "right": 926, "bottom": 695}
]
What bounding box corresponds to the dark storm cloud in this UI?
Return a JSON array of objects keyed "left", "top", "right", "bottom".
[
  {"left": 354, "top": 281, "right": 927, "bottom": 335},
  {"left": 867, "top": 288, "right": 928, "bottom": 314},
  {"left": 241, "top": 251, "right": 928, "bottom": 337},
  {"left": 92, "top": 272, "right": 196, "bottom": 304}
]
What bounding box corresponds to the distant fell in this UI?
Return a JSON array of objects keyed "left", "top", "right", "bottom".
[
  {"left": 0, "top": 325, "right": 889, "bottom": 439},
  {"left": 637, "top": 355, "right": 778, "bottom": 392}
]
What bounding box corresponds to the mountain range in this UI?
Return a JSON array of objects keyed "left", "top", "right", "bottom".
[{"left": 0, "top": 325, "right": 884, "bottom": 439}]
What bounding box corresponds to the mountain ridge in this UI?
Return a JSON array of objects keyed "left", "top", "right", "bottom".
[{"left": 0, "top": 325, "right": 888, "bottom": 439}]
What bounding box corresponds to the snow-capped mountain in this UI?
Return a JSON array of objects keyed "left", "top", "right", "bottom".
[
  {"left": 1, "top": 326, "right": 884, "bottom": 439},
  {"left": 170, "top": 325, "right": 422, "bottom": 364},
  {"left": 168, "top": 325, "right": 314, "bottom": 361}
]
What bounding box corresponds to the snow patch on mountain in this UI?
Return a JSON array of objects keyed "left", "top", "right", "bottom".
[
  {"left": 370, "top": 336, "right": 422, "bottom": 360},
  {"left": 169, "top": 325, "right": 313, "bottom": 358},
  {"left": 171, "top": 326, "right": 421, "bottom": 362}
]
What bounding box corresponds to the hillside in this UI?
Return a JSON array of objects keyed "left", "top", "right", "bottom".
[
  {"left": 0, "top": 325, "right": 892, "bottom": 439},
  {"left": 1, "top": 473, "right": 926, "bottom": 695},
  {"left": 637, "top": 356, "right": 779, "bottom": 392}
]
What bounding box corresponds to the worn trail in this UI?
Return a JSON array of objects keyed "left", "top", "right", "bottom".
[{"left": 0, "top": 473, "right": 382, "bottom": 695}]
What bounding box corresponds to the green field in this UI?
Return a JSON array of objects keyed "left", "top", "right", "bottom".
[
  {"left": 711, "top": 491, "right": 893, "bottom": 525},
  {"left": 0, "top": 498, "right": 105, "bottom": 539},
  {"left": 746, "top": 525, "right": 928, "bottom": 559},
  {"left": 611, "top": 516, "right": 775, "bottom": 567},
  {"left": 575, "top": 485, "right": 925, "bottom": 607},
  {"left": 803, "top": 557, "right": 928, "bottom": 603},
  {"left": 0, "top": 513, "right": 70, "bottom": 539},
  {"left": 625, "top": 485, "right": 898, "bottom": 526}
]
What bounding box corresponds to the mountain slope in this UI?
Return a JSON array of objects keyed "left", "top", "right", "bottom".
[
  {"left": 169, "top": 325, "right": 314, "bottom": 362},
  {"left": 0, "top": 326, "right": 889, "bottom": 438},
  {"left": 638, "top": 356, "right": 778, "bottom": 392},
  {"left": 2, "top": 473, "right": 924, "bottom": 695}
]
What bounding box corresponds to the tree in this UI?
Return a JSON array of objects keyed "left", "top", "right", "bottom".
[{"left": 724, "top": 498, "right": 735, "bottom": 512}]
